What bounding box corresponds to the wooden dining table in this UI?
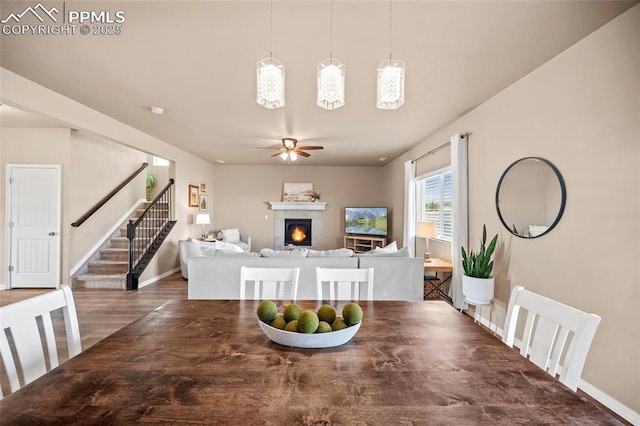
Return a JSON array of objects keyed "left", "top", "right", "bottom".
[{"left": 0, "top": 300, "right": 622, "bottom": 424}]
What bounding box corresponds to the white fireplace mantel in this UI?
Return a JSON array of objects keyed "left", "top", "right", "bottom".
[{"left": 269, "top": 202, "right": 327, "bottom": 211}]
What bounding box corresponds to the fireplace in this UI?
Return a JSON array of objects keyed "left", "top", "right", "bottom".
[{"left": 284, "top": 218, "right": 312, "bottom": 247}]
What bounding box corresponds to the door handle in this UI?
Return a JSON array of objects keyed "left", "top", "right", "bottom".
[{"left": 49, "top": 232, "right": 57, "bottom": 236}]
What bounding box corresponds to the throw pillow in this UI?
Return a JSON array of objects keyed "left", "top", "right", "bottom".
[
  {"left": 307, "top": 248, "right": 354, "bottom": 257},
  {"left": 260, "top": 248, "right": 308, "bottom": 258},
  {"left": 220, "top": 228, "right": 241, "bottom": 243}
]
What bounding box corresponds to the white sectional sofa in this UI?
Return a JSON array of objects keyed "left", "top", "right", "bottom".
[{"left": 185, "top": 245, "right": 423, "bottom": 301}]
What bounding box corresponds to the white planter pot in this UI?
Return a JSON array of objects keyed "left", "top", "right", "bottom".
[{"left": 462, "top": 275, "right": 494, "bottom": 305}]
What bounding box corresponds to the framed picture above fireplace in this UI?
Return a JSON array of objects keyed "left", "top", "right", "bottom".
[{"left": 282, "top": 182, "right": 314, "bottom": 202}]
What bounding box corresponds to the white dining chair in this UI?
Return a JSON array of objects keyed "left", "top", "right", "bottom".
[
  {"left": 0, "top": 284, "right": 82, "bottom": 400},
  {"left": 316, "top": 267, "right": 374, "bottom": 301},
  {"left": 502, "top": 285, "right": 601, "bottom": 391},
  {"left": 239, "top": 266, "right": 300, "bottom": 301}
]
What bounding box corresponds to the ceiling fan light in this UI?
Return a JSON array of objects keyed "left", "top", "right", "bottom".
[
  {"left": 289, "top": 151, "right": 298, "bottom": 161},
  {"left": 317, "top": 58, "right": 345, "bottom": 110},
  {"left": 376, "top": 59, "right": 405, "bottom": 110},
  {"left": 256, "top": 57, "right": 285, "bottom": 109},
  {"left": 279, "top": 152, "right": 289, "bottom": 160}
]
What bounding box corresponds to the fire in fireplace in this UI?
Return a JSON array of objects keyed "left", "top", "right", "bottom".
[{"left": 284, "top": 218, "right": 312, "bottom": 246}]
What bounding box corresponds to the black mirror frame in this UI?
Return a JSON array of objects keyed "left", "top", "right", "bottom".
[{"left": 495, "top": 157, "right": 567, "bottom": 239}]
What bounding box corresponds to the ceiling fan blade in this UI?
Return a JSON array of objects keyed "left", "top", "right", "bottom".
[
  {"left": 255, "top": 144, "right": 285, "bottom": 149},
  {"left": 270, "top": 152, "right": 284, "bottom": 158},
  {"left": 297, "top": 151, "right": 311, "bottom": 157},
  {"left": 297, "top": 146, "right": 324, "bottom": 150}
]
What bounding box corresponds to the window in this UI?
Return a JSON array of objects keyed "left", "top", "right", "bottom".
[
  {"left": 153, "top": 156, "right": 169, "bottom": 166},
  {"left": 416, "top": 168, "right": 452, "bottom": 241}
]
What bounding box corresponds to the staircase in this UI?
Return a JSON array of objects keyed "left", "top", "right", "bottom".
[{"left": 73, "top": 202, "right": 175, "bottom": 290}]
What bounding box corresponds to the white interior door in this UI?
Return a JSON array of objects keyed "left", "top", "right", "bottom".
[{"left": 7, "top": 165, "right": 61, "bottom": 288}]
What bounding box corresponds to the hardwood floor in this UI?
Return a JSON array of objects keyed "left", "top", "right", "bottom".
[{"left": 0, "top": 272, "right": 187, "bottom": 351}]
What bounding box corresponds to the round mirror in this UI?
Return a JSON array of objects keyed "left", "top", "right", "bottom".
[{"left": 496, "top": 157, "right": 566, "bottom": 239}]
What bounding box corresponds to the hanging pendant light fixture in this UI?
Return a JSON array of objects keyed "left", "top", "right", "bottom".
[
  {"left": 317, "top": 0, "right": 345, "bottom": 110},
  {"left": 257, "top": 0, "right": 285, "bottom": 109},
  {"left": 376, "top": 0, "right": 405, "bottom": 110}
]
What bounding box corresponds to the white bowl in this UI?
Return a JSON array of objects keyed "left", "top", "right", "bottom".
[{"left": 257, "top": 319, "right": 361, "bottom": 348}]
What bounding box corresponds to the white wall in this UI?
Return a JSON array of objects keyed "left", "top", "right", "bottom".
[{"left": 385, "top": 5, "right": 640, "bottom": 416}]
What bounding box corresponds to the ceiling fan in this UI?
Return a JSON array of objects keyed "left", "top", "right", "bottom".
[{"left": 258, "top": 138, "right": 324, "bottom": 162}]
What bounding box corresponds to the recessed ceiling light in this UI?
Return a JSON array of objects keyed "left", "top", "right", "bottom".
[
  {"left": 150, "top": 106, "right": 164, "bottom": 115},
  {"left": 378, "top": 157, "right": 387, "bottom": 162},
  {"left": 216, "top": 159, "right": 226, "bottom": 164}
]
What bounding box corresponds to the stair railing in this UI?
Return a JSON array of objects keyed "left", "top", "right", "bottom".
[
  {"left": 126, "top": 178, "right": 176, "bottom": 290},
  {"left": 72, "top": 163, "right": 149, "bottom": 227}
]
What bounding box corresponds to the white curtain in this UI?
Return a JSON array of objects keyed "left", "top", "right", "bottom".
[
  {"left": 450, "top": 134, "right": 469, "bottom": 309},
  {"left": 403, "top": 160, "right": 416, "bottom": 256}
]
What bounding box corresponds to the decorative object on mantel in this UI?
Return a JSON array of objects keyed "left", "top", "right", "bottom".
[
  {"left": 310, "top": 191, "right": 321, "bottom": 202},
  {"left": 283, "top": 182, "right": 315, "bottom": 202},
  {"left": 461, "top": 225, "right": 498, "bottom": 305},
  {"left": 188, "top": 184, "right": 199, "bottom": 207}
]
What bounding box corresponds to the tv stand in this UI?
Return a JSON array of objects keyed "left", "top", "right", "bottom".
[{"left": 344, "top": 235, "right": 387, "bottom": 254}]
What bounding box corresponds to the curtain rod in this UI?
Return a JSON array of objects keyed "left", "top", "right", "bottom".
[{"left": 411, "top": 132, "right": 471, "bottom": 164}]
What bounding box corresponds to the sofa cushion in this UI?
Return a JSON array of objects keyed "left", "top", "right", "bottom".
[
  {"left": 307, "top": 248, "right": 354, "bottom": 257},
  {"left": 260, "top": 248, "right": 308, "bottom": 258},
  {"left": 362, "top": 246, "right": 411, "bottom": 257},
  {"left": 213, "top": 250, "right": 259, "bottom": 257},
  {"left": 213, "top": 240, "right": 244, "bottom": 253}
]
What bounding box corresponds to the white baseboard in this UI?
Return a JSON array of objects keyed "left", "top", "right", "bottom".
[
  {"left": 138, "top": 267, "right": 181, "bottom": 289},
  {"left": 69, "top": 199, "right": 147, "bottom": 276},
  {"left": 578, "top": 379, "right": 640, "bottom": 425},
  {"left": 473, "top": 312, "right": 639, "bottom": 425}
]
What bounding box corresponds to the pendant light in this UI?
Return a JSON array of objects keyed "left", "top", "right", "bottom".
[
  {"left": 317, "top": 0, "right": 345, "bottom": 110},
  {"left": 376, "top": 0, "right": 405, "bottom": 110},
  {"left": 257, "top": 0, "right": 285, "bottom": 109}
]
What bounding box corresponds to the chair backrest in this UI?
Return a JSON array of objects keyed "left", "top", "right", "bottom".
[
  {"left": 0, "top": 284, "right": 81, "bottom": 400},
  {"left": 240, "top": 266, "right": 300, "bottom": 301},
  {"left": 502, "top": 286, "right": 601, "bottom": 391},
  {"left": 316, "top": 267, "right": 374, "bottom": 301}
]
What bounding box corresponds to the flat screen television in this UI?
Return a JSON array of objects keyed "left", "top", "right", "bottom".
[{"left": 345, "top": 207, "right": 388, "bottom": 236}]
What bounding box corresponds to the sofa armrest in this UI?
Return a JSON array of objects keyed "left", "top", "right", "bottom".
[{"left": 240, "top": 233, "right": 251, "bottom": 252}]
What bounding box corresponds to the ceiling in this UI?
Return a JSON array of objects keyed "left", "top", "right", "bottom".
[{"left": 1, "top": 1, "right": 636, "bottom": 166}]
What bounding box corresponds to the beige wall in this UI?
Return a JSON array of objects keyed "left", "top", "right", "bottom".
[
  {"left": 1, "top": 68, "right": 216, "bottom": 285},
  {"left": 386, "top": 5, "right": 640, "bottom": 413},
  {"left": 213, "top": 165, "right": 386, "bottom": 250},
  {"left": 69, "top": 131, "right": 148, "bottom": 269}
]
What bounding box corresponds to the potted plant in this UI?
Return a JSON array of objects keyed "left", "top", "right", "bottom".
[
  {"left": 461, "top": 225, "right": 498, "bottom": 305},
  {"left": 146, "top": 171, "right": 158, "bottom": 201}
]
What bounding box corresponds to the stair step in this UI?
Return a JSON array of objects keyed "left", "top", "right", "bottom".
[
  {"left": 88, "top": 260, "right": 128, "bottom": 274},
  {"left": 74, "top": 274, "right": 126, "bottom": 290},
  {"left": 100, "top": 248, "right": 129, "bottom": 261}
]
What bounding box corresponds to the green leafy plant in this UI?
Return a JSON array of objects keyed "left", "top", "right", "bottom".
[
  {"left": 145, "top": 171, "right": 158, "bottom": 201},
  {"left": 461, "top": 225, "right": 498, "bottom": 278}
]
